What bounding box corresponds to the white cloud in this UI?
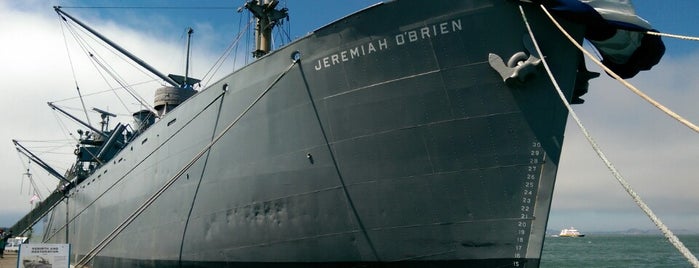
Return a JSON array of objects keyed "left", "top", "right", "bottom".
[
  {"left": 551, "top": 49, "right": 699, "bottom": 232},
  {"left": 0, "top": 1, "right": 235, "bottom": 225}
]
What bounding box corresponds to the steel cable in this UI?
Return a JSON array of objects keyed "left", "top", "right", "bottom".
[{"left": 75, "top": 58, "right": 299, "bottom": 267}]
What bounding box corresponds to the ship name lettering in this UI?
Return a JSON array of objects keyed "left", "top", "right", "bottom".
[
  {"left": 395, "top": 19, "right": 462, "bottom": 45},
  {"left": 314, "top": 38, "right": 389, "bottom": 71},
  {"left": 313, "top": 18, "right": 462, "bottom": 71}
]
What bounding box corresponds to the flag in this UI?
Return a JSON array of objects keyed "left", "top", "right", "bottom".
[{"left": 29, "top": 193, "right": 40, "bottom": 205}]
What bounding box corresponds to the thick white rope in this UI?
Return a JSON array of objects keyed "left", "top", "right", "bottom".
[
  {"left": 647, "top": 31, "right": 699, "bottom": 41},
  {"left": 518, "top": 5, "right": 699, "bottom": 268},
  {"left": 537, "top": 6, "right": 699, "bottom": 134}
]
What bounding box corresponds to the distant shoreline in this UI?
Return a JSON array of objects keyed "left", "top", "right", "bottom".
[{"left": 547, "top": 228, "right": 699, "bottom": 235}]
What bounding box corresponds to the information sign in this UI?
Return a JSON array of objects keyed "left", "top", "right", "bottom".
[{"left": 17, "top": 244, "right": 70, "bottom": 268}]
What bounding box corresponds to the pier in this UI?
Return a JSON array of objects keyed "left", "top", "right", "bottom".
[{"left": 0, "top": 251, "right": 17, "bottom": 268}]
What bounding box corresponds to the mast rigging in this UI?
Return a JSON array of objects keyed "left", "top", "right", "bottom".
[{"left": 54, "top": 6, "right": 181, "bottom": 88}]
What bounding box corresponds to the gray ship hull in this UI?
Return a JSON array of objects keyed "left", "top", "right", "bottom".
[{"left": 43, "top": 1, "right": 583, "bottom": 267}]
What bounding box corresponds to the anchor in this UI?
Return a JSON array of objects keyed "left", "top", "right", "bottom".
[{"left": 488, "top": 35, "right": 542, "bottom": 87}]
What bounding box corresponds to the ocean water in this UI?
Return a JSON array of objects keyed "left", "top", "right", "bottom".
[{"left": 540, "top": 234, "right": 699, "bottom": 268}]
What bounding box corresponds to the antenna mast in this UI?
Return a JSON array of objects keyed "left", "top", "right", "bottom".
[
  {"left": 185, "top": 28, "right": 193, "bottom": 86},
  {"left": 245, "top": 0, "right": 289, "bottom": 58}
]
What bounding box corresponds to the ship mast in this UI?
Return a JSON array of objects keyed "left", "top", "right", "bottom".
[
  {"left": 185, "top": 27, "right": 193, "bottom": 86},
  {"left": 245, "top": 0, "right": 289, "bottom": 58}
]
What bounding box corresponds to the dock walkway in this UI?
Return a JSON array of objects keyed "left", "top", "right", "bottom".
[{"left": 0, "top": 251, "right": 17, "bottom": 268}]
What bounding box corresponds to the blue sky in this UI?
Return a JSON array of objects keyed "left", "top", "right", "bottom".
[
  {"left": 633, "top": 1, "right": 699, "bottom": 56},
  {"left": 549, "top": 1, "right": 699, "bottom": 233},
  {"left": 0, "top": 0, "right": 698, "bottom": 237}
]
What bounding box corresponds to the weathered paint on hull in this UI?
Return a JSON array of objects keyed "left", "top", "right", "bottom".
[
  {"left": 90, "top": 257, "right": 541, "bottom": 267},
  {"left": 44, "top": 0, "right": 584, "bottom": 267}
]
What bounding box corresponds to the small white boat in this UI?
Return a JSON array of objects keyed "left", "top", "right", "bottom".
[{"left": 559, "top": 227, "right": 585, "bottom": 237}]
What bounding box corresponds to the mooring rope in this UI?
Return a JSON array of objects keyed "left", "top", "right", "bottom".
[
  {"left": 75, "top": 59, "right": 299, "bottom": 267},
  {"left": 647, "top": 31, "right": 699, "bottom": 42},
  {"left": 536, "top": 6, "right": 699, "bottom": 134},
  {"left": 518, "top": 5, "right": 699, "bottom": 267}
]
